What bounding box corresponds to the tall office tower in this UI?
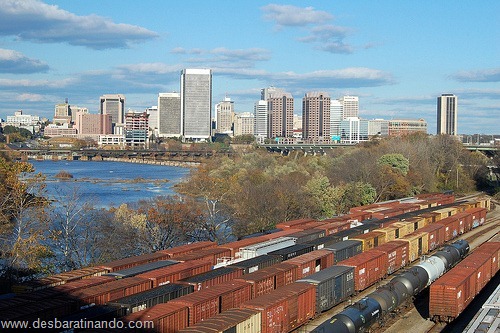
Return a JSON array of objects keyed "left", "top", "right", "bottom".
[
  {"left": 437, "top": 94, "right": 458, "bottom": 135},
  {"left": 53, "top": 100, "right": 71, "bottom": 124},
  {"left": 302, "top": 92, "right": 331, "bottom": 141},
  {"left": 75, "top": 112, "right": 112, "bottom": 135},
  {"left": 216, "top": 96, "right": 234, "bottom": 135},
  {"left": 267, "top": 91, "right": 294, "bottom": 139},
  {"left": 339, "top": 95, "right": 359, "bottom": 119},
  {"left": 261, "top": 86, "right": 284, "bottom": 101},
  {"left": 158, "top": 92, "right": 181, "bottom": 138},
  {"left": 330, "top": 99, "right": 343, "bottom": 137},
  {"left": 181, "top": 69, "right": 212, "bottom": 141},
  {"left": 100, "top": 94, "right": 125, "bottom": 125},
  {"left": 254, "top": 100, "right": 268, "bottom": 138}
]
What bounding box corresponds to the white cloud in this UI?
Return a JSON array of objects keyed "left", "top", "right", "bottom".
[
  {"left": 262, "top": 4, "right": 333, "bottom": 27},
  {"left": 452, "top": 68, "right": 500, "bottom": 83},
  {"left": 0, "top": 0, "right": 158, "bottom": 49},
  {"left": 0, "top": 48, "right": 49, "bottom": 73}
]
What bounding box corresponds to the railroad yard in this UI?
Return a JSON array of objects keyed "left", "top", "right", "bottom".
[{"left": 0, "top": 192, "right": 498, "bottom": 333}]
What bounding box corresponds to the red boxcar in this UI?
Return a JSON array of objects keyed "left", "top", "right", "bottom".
[
  {"left": 136, "top": 260, "right": 212, "bottom": 287},
  {"left": 418, "top": 223, "right": 446, "bottom": 251},
  {"left": 100, "top": 252, "right": 170, "bottom": 272},
  {"left": 241, "top": 283, "right": 316, "bottom": 333},
  {"left": 177, "top": 267, "right": 244, "bottom": 291},
  {"left": 235, "top": 263, "right": 298, "bottom": 298},
  {"left": 434, "top": 215, "right": 460, "bottom": 241},
  {"left": 468, "top": 207, "right": 487, "bottom": 228},
  {"left": 371, "top": 240, "right": 409, "bottom": 274},
  {"left": 314, "top": 220, "right": 352, "bottom": 235},
  {"left": 459, "top": 254, "right": 492, "bottom": 291},
  {"left": 169, "top": 281, "right": 253, "bottom": 326},
  {"left": 159, "top": 241, "right": 217, "bottom": 258},
  {"left": 123, "top": 302, "right": 189, "bottom": 333},
  {"left": 473, "top": 241, "right": 500, "bottom": 276},
  {"left": 275, "top": 218, "right": 316, "bottom": 229},
  {"left": 286, "top": 249, "right": 334, "bottom": 279},
  {"left": 429, "top": 267, "right": 477, "bottom": 322},
  {"left": 69, "top": 276, "right": 152, "bottom": 307},
  {"left": 172, "top": 248, "right": 232, "bottom": 266},
  {"left": 338, "top": 250, "right": 388, "bottom": 291}
]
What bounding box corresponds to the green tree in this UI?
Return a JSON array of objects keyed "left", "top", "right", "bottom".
[{"left": 377, "top": 153, "right": 409, "bottom": 175}]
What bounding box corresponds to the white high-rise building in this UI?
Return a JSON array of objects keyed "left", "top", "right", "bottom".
[
  {"left": 339, "top": 95, "right": 359, "bottom": 119},
  {"left": 181, "top": 69, "right": 212, "bottom": 141},
  {"left": 100, "top": 94, "right": 125, "bottom": 125},
  {"left": 254, "top": 100, "right": 268, "bottom": 138},
  {"left": 330, "top": 99, "right": 343, "bottom": 137},
  {"left": 158, "top": 92, "right": 181, "bottom": 138},
  {"left": 437, "top": 94, "right": 458, "bottom": 135},
  {"left": 216, "top": 97, "right": 234, "bottom": 135},
  {"left": 146, "top": 106, "right": 158, "bottom": 131}
]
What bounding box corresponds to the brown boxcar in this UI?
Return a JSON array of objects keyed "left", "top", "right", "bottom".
[
  {"left": 468, "top": 207, "right": 487, "bottom": 228},
  {"left": 291, "top": 220, "right": 329, "bottom": 231},
  {"left": 235, "top": 262, "right": 298, "bottom": 298},
  {"left": 172, "top": 248, "right": 232, "bottom": 266},
  {"left": 314, "top": 220, "right": 352, "bottom": 235},
  {"left": 473, "top": 241, "right": 500, "bottom": 276},
  {"left": 418, "top": 223, "right": 446, "bottom": 251},
  {"left": 18, "top": 275, "right": 116, "bottom": 301},
  {"left": 69, "top": 276, "right": 152, "bottom": 307},
  {"left": 177, "top": 266, "right": 244, "bottom": 291},
  {"left": 286, "top": 249, "right": 334, "bottom": 279},
  {"left": 136, "top": 260, "right": 212, "bottom": 287},
  {"left": 240, "top": 283, "right": 316, "bottom": 333},
  {"left": 275, "top": 218, "right": 316, "bottom": 229},
  {"left": 159, "top": 241, "right": 217, "bottom": 258},
  {"left": 338, "top": 250, "right": 388, "bottom": 291},
  {"left": 351, "top": 231, "right": 386, "bottom": 251},
  {"left": 178, "top": 308, "right": 261, "bottom": 333},
  {"left": 169, "top": 282, "right": 253, "bottom": 326},
  {"left": 371, "top": 240, "right": 409, "bottom": 274},
  {"left": 453, "top": 211, "right": 473, "bottom": 234},
  {"left": 123, "top": 302, "right": 189, "bottom": 333},
  {"left": 459, "top": 254, "right": 492, "bottom": 291},
  {"left": 435, "top": 215, "right": 460, "bottom": 241},
  {"left": 100, "top": 252, "right": 170, "bottom": 272},
  {"left": 429, "top": 266, "right": 477, "bottom": 322},
  {"left": 0, "top": 298, "right": 77, "bottom": 322}
]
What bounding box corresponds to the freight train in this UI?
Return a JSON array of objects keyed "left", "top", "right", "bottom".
[
  {"left": 1, "top": 193, "right": 491, "bottom": 332},
  {"left": 312, "top": 239, "right": 470, "bottom": 333}
]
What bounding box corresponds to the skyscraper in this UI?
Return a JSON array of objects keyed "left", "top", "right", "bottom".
[
  {"left": 216, "top": 96, "right": 234, "bottom": 135},
  {"left": 181, "top": 69, "right": 212, "bottom": 141},
  {"left": 267, "top": 90, "right": 294, "bottom": 139},
  {"left": 437, "top": 94, "right": 458, "bottom": 135},
  {"left": 254, "top": 100, "right": 268, "bottom": 138},
  {"left": 100, "top": 94, "right": 125, "bottom": 125},
  {"left": 158, "top": 92, "right": 181, "bottom": 138},
  {"left": 330, "top": 99, "right": 343, "bottom": 137},
  {"left": 302, "top": 92, "right": 331, "bottom": 142},
  {"left": 339, "top": 95, "right": 359, "bottom": 119}
]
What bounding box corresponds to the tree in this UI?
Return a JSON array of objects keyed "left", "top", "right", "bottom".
[
  {"left": 0, "top": 157, "right": 52, "bottom": 280},
  {"left": 377, "top": 153, "right": 409, "bottom": 175}
]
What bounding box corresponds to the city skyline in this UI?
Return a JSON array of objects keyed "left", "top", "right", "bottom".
[{"left": 0, "top": 1, "right": 498, "bottom": 134}]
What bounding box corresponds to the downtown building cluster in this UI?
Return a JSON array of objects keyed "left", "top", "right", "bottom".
[{"left": 0, "top": 68, "right": 460, "bottom": 147}]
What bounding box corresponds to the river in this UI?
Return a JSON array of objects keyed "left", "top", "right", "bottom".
[{"left": 28, "top": 160, "right": 191, "bottom": 208}]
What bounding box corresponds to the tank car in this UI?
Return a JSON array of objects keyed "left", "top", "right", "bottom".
[{"left": 313, "top": 297, "right": 381, "bottom": 333}]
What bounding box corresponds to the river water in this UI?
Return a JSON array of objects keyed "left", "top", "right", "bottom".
[{"left": 28, "top": 160, "right": 191, "bottom": 208}]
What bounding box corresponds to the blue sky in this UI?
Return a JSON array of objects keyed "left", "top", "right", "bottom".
[{"left": 0, "top": 0, "right": 499, "bottom": 134}]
